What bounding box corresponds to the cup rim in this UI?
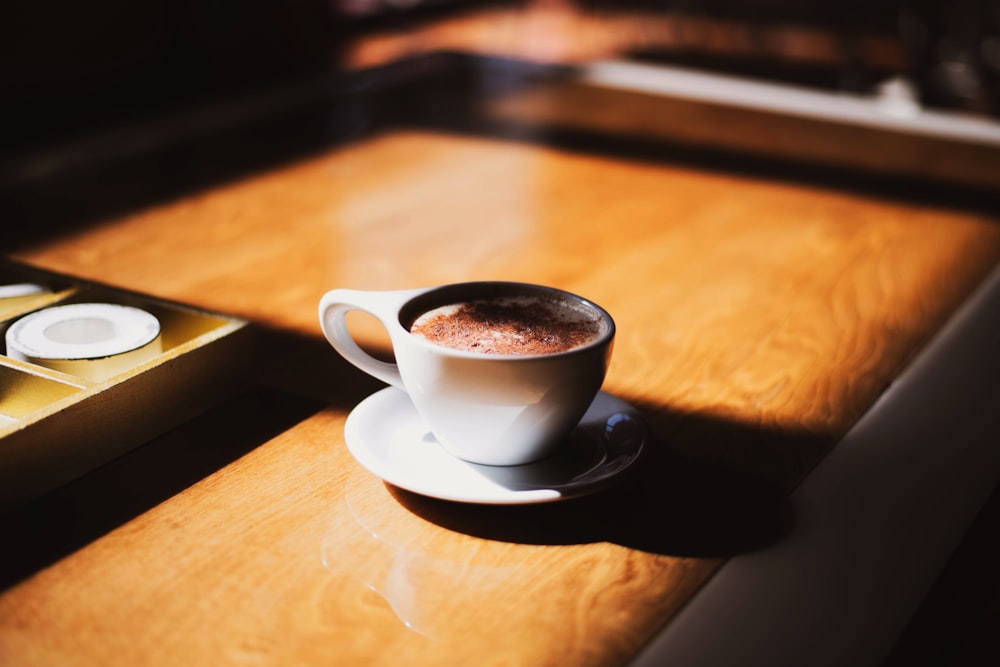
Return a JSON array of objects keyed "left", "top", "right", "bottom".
[{"left": 397, "top": 281, "right": 615, "bottom": 360}]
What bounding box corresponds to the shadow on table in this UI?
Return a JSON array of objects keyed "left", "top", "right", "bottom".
[
  {"left": 0, "top": 326, "right": 376, "bottom": 590},
  {"left": 391, "top": 396, "right": 823, "bottom": 558}
]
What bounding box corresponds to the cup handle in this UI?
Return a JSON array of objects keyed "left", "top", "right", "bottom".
[{"left": 318, "top": 288, "right": 425, "bottom": 389}]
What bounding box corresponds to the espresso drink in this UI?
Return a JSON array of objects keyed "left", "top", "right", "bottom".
[{"left": 410, "top": 297, "right": 604, "bottom": 355}]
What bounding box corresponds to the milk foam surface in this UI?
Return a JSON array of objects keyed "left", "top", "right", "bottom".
[{"left": 411, "top": 297, "right": 603, "bottom": 355}]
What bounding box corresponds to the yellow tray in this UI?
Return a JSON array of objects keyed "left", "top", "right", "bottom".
[{"left": 0, "top": 261, "right": 254, "bottom": 510}]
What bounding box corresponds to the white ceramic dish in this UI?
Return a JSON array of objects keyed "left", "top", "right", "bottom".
[{"left": 344, "top": 387, "right": 646, "bottom": 504}]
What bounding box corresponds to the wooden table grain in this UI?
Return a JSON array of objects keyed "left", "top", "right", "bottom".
[{"left": 3, "top": 129, "right": 1000, "bottom": 666}]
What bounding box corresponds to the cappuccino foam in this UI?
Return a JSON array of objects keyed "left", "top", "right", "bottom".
[{"left": 410, "top": 297, "right": 603, "bottom": 355}]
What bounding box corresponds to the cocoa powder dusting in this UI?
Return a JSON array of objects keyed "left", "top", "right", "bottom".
[{"left": 411, "top": 300, "right": 600, "bottom": 355}]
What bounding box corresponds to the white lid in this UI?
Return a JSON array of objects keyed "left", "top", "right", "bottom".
[{"left": 6, "top": 302, "right": 161, "bottom": 361}]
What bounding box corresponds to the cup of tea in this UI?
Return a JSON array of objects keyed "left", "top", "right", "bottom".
[{"left": 319, "top": 281, "right": 615, "bottom": 466}]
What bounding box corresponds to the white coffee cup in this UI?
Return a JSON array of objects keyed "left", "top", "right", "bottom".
[{"left": 319, "top": 281, "right": 615, "bottom": 466}]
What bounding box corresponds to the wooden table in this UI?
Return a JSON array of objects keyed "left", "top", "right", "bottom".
[{"left": 3, "top": 101, "right": 1000, "bottom": 664}]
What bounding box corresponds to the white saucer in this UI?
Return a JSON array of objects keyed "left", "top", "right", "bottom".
[{"left": 343, "top": 387, "right": 647, "bottom": 505}]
